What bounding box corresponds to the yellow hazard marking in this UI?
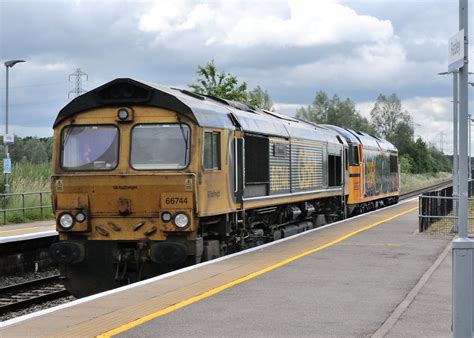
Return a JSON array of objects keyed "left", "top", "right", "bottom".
[
  {"left": 97, "top": 206, "right": 418, "bottom": 338},
  {"left": 0, "top": 226, "right": 53, "bottom": 235}
]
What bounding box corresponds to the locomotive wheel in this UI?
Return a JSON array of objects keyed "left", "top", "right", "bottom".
[{"left": 60, "top": 241, "right": 124, "bottom": 298}]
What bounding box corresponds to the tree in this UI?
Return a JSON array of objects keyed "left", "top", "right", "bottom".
[
  {"left": 399, "top": 154, "right": 414, "bottom": 173},
  {"left": 189, "top": 60, "right": 248, "bottom": 101},
  {"left": 295, "top": 90, "right": 330, "bottom": 123},
  {"left": 405, "top": 138, "right": 436, "bottom": 173},
  {"left": 3, "top": 136, "right": 52, "bottom": 164},
  {"left": 295, "top": 90, "right": 375, "bottom": 134},
  {"left": 370, "top": 94, "right": 412, "bottom": 139},
  {"left": 248, "top": 86, "right": 273, "bottom": 110},
  {"left": 385, "top": 119, "right": 414, "bottom": 155}
]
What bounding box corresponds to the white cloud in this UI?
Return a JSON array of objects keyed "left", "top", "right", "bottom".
[
  {"left": 273, "top": 102, "right": 304, "bottom": 116},
  {"left": 138, "top": 0, "right": 394, "bottom": 48},
  {"left": 357, "top": 96, "right": 455, "bottom": 154},
  {"left": 355, "top": 101, "right": 374, "bottom": 120},
  {"left": 1, "top": 125, "right": 53, "bottom": 138}
]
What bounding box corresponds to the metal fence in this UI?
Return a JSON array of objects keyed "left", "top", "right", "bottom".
[
  {"left": 419, "top": 181, "right": 474, "bottom": 234},
  {"left": 0, "top": 191, "right": 52, "bottom": 225}
]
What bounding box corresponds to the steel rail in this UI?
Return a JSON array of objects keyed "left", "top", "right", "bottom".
[
  {"left": 399, "top": 179, "right": 453, "bottom": 200},
  {"left": 0, "top": 275, "right": 69, "bottom": 314}
]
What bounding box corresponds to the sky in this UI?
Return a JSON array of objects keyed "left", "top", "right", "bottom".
[{"left": 0, "top": 0, "right": 471, "bottom": 155}]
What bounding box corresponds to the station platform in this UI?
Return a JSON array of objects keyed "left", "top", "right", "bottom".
[
  {"left": 0, "top": 199, "right": 453, "bottom": 337},
  {"left": 0, "top": 220, "right": 56, "bottom": 243}
]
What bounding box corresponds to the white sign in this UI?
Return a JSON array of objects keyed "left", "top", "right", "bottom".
[
  {"left": 3, "top": 159, "right": 11, "bottom": 174},
  {"left": 448, "top": 29, "right": 464, "bottom": 72},
  {"left": 3, "top": 134, "right": 14, "bottom": 145}
]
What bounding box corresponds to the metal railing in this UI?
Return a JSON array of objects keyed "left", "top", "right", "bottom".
[
  {"left": 419, "top": 181, "right": 474, "bottom": 234},
  {"left": 0, "top": 191, "right": 52, "bottom": 225}
]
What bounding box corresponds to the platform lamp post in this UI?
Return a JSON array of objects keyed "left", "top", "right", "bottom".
[{"left": 4, "top": 60, "right": 25, "bottom": 194}]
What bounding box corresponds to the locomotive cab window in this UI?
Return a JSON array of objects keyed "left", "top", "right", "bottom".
[
  {"left": 131, "top": 124, "right": 190, "bottom": 170},
  {"left": 350, "top": 145, "right": 359, "bottom": 166},
  {"left": 61, "top": 125, "right": 119, "bottom": 170},
  {"left": 328, "top": 154, "right": 342, "bottom": 187},
  {"left": 390, "top": 155, "right": 398, "bottom": 173},
  {"left": 203, "top": 131, "right": 221, "bottom": 170}
]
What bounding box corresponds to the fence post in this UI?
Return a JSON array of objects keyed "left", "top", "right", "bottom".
[
  {"left": 21, "top": 193, "right": 25, "bottom": 221},
  {"left": 40, "top": 192, "right": 44, "bottom": 219},
  {"left": 2, "top": 195, "right": 5, "bottom": 225}
]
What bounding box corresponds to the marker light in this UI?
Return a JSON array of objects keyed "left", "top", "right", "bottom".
[
  {"left": 174, "top": 213, "right": 189, "bottom": 229},
  {"left": 59, "top": 213, "right": 74, "bottom": 229},
  {"left": 75, "top": 212, "right": 86, "bottom": 223},
  {"left": 117, "top": 108, "right": 129, "bottom": 121},
  {"left": 161, "top": 212, "right": 172, "bottom": 223}
]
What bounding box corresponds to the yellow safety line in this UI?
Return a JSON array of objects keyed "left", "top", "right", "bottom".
[
  {"left": 0, "top": 226, "right": 51, "bottom": 235},
  {"left": 97, "top": 206, "right": 418, "bottom": 338}
]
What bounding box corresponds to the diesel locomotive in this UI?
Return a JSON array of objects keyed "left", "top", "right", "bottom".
[{"left": 49, "top": 78, "right": 399, "bottom": 297}]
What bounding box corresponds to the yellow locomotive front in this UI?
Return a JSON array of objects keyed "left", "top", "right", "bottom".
[{"left": 49, "top": 80, "right": 211, "bottom": 297}]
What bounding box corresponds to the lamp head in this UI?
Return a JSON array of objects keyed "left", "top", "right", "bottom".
[{"left": 4, "top": 60, "right": 25, "bottom": 68}]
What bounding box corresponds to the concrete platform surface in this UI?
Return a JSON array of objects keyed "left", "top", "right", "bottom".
[
  {"left": 120, "top": 205, "right": 452, "bottom": 338},
  {"left": 0, "top": 220, "right": 56, "bottom": 243},
  {"left": 0, "top": 199, "right": 454, "bottom": 337}
]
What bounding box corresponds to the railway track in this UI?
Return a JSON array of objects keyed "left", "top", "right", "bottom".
[
  {"left": 399, "top": 179, "right": 452, "bottom": 200},
  {"left": 0, "top": 180, "right": 451, "bottom": 316},
  {"left": 0, "top": 275, "right": 69, "bottom": 315}
]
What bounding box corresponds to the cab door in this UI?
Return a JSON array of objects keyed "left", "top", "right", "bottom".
[{"left": 233, "top": 131, "right": 244, "bottom": 205}]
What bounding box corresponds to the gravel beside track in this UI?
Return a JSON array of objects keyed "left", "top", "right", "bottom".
[{"left": 0, "top": 269, "right": 76, "bottom": 322}]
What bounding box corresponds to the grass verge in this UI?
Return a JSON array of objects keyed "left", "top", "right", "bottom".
[
  {"left": 0, "top": 163, "right": 52, "bottom": 224},
  {"left": 400, "top": 172, "right": 451, "bottom": 194}
]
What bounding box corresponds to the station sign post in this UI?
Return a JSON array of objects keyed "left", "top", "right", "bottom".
[
  {"left": 449, "top": 29, "right": 464, "bottom": 72},
  {"left": 451, "top": 1, "right": 473, "bottom": 337}
]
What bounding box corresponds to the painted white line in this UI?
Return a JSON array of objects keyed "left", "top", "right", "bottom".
[
  {"left": 372, "top": 241, "right": 451, "bottom": 337},
  {"left": 0, "top": 197, "right": 418, "bottom": 328},
  {"left": 0, "top": 230, "right": 57, "bottom": 244}
]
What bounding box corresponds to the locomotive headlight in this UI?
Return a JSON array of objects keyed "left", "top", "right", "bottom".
[
  {"left": 174, "top": 213, "right": 189, "bottom": 229},
  {"left": 59, "top": 213, "right": 74, "bottom": 229},
  {"left": 117, "top": 108, "right": 129, "bottom": 121},
  {"left": 75, "top": 212, "right": 86, "bottom": 223}
]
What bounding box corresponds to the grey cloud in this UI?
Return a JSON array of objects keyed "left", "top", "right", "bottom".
[{"left": 0, "top": 0, "right": 470, "bottom": 137}]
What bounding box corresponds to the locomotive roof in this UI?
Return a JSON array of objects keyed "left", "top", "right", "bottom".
[
  {"left": 321, "top": 125, "right": 397, "bottom": 152},
  {"left": 54, "top": 78, "right": 344, "bottom": 146},
  {"left": 321, "top": 125, "right": 361, "bottom": 144},
  {"left": 55, "top": 78, "right": 396, "bottom": 152}
]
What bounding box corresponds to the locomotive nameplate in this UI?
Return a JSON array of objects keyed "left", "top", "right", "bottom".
[{"left": 161, "top": 192, "right": 193, "bottom": 209}]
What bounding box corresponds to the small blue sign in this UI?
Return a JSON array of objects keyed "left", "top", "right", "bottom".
[{"left": 3, "top": 159, "right": 11, "bottom": 174}]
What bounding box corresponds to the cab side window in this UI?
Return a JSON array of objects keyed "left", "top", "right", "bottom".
[
  {"left": 204, "top": 131, "right": 221, "bottom": 170},
  {"left": 350, "top": 146, "right": 359, "bottom": 165}
]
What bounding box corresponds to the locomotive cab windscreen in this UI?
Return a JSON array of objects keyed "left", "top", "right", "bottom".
[
  {"left": 131, "top": 124, "right": 190, "bottom": 170},
  {"left": 61, "top": 125, "right": 119, "bottom": 170}
]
